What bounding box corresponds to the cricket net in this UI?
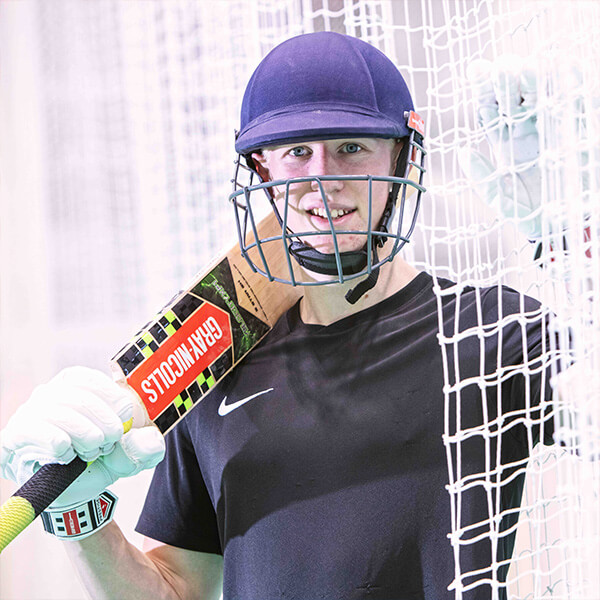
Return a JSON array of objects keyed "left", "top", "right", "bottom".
[{"left": 0, "top": 1, "right": 598, "bottom": 599}]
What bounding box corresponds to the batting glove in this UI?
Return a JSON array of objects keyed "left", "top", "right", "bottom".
[
  {"left": 0, "top": 367, "right": 165, "bottom": 514},
  {"left": 458, "top": 55, "right": 546, "bottom": 240}
]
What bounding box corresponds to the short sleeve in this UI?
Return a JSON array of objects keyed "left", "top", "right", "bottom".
[{"left": 135, "top": 419, "right": 222, "bottom": 555}]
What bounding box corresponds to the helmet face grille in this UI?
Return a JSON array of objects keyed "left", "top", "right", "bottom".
[
  {"left": 229, "top": 123, "right": 427, "bottom": 289},
  {"left": 235, "top": 32, "right": 415, "bottom": 154}
]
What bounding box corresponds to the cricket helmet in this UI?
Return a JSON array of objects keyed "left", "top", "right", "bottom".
[{"left": 230, "top": 32, "right": 426, "bottom": 303}]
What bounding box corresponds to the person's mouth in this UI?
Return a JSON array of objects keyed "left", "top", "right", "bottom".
[{"left": 305, "top": 206, "right": 357, "bottom": 225}]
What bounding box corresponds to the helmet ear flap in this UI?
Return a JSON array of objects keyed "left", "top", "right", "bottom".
[
  {"left": 243, "top": 153, "right": 259, "bottom": 176},
  {"left": 239, "top": 151, "right": 276, "bottom": 203},
  {"left": 374, "top": 138, "right": 411, "bottom": 249},
  {"left": 247, "top": 152, "right": 270, "bottom": 183},
  {"left": 389, "top": 139, "right": 411, "bottom": 200}
]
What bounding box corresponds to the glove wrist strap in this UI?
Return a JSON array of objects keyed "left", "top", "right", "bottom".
[{"left": 41, "top": 490, "right": 118, "bottom": 540}]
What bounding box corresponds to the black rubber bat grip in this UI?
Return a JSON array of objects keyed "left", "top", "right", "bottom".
[{"left": 0, "top": 457, "right": 87, "bottom": 552}]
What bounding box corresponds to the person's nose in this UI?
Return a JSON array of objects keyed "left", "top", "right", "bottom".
[{"left": 308, "top": 147, "right": 344, "bottom": 194}]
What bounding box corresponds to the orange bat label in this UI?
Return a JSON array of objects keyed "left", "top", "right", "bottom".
[{"left": 127, "top": 302, "right": 232, "bottom": 420}]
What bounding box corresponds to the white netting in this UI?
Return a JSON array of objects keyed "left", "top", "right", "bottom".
[
  {"left": 0, "top": 1, "right": 597, "bottom": 598},
  {"left": 415, "top": 2, "right": 600, "bottom": 598}
]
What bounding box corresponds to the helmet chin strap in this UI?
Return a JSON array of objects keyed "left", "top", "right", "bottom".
[
  {"left": 344, "top": 244, "right": 381, "bottom": 304},
  {"left": 288, "top": 242, "right": 368, "bottom": 276}
]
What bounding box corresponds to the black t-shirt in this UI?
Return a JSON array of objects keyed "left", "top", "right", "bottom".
[{"left": 136, "top": 272, "right": 558, "bottom": 600}]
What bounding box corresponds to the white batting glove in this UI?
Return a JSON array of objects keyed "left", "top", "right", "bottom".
[
  {"left": 0, "top": 366, "right": 165, "bottom": 510},
  {"left": 459, "top": 55, "right": 545, "bottom": 240}
]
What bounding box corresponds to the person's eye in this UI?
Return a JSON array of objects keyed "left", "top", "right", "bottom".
[
  {"left": 289, "top": 146, "right": 309, "bottom": 157},
  {"left": 342, "top": 143, "right": 362, "bottom": 154}
]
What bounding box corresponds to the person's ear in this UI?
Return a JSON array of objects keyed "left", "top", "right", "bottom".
[{"left": 251, "top": 151, "right": 270, "bottom": 182}]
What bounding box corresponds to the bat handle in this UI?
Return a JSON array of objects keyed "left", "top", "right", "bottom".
[{"left": 0, "top": 457, "right": 87, "bottom": 553}]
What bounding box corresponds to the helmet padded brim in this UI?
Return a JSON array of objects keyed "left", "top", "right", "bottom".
[{"left": 235, "top": 105, "right": 409, "bottom": 154}]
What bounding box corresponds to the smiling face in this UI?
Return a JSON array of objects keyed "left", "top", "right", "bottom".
[{"left": 251, "top": 138, "right": 402, "bottom": 255}]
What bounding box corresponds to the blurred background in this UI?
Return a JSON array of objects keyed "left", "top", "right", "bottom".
[{"left": 1, "top": 1, "right": 598, "bottom": 598}]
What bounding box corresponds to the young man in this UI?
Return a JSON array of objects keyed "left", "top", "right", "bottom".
[{"left": 0, "top": 32, "right": 557, "bottom": 600}]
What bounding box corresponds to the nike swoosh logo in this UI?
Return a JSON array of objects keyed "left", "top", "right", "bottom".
[{"left": 218, "top": 388, "right": 274, "bottom": 416}]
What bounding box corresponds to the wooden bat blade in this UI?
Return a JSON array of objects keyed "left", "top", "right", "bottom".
[{"left": 110, "top": 211, "right": 302, "bottom": 434}]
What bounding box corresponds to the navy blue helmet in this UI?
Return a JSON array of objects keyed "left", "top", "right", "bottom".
[{"left": 236, "top": 32, "right": 416, "bottom": 153}]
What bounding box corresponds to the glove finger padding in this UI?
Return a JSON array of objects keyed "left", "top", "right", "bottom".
[
  {"left": 101, "top": 427, "right": 165, "bottom": 479},
  {"left": 0, "top": 420, "right": 74, "bottom": 486},
  {"left": 491, "top": 55, "right": 522, "bottom": 118},
  {"left": 519, "top": 65, "right": 537, "bottom": 109},
  {"left": 466, "top": 59, "right": 500, "bottom": 143},
  {"left": 19, "top": 393, "right": 121, "bottom": 459},
  {"left": 463, "top": 54, "right": 544, "bottom": 240},
  {"left": 50, "top": 366, "right": 133, "bottom": 425},
  {"left": 49, "top": 426, "right": 165, "bottom": 510},
  {"left": 0, "top": 367, "right": 135, "bottom": 486}
]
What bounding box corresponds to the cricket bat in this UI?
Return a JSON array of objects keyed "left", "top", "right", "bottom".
[{"left": 0, "top": 211, "right": 302, "bottom": 552}]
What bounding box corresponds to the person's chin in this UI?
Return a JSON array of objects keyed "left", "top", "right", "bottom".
[{"left": 310, "top": 234, "right": 367, "bottom": 255}]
